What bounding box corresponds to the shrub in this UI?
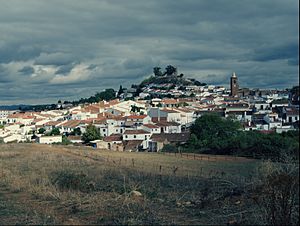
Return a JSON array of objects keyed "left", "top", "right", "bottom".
[
  {"left": 162, "top": 144, "right": 177, "bottom": 152},
  {"left": 50, "top": 170, "right": 95, "bottom": 192},
  {"left": 256, "top": 161, "right": 299, "bottom": 225},
  {"left": 38, "top": 128, "right": 46, "bottom": 134},
  {"left": 82, "top": 124, "right": 102, "bottom": 143}
]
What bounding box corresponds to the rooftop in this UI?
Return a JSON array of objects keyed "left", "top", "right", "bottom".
[{"left": 123, "top": 129, "right": 150, "bottom": 135}]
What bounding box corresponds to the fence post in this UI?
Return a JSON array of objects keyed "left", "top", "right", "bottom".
[
  {"left": 194, "top": 154, "right": 195, "bottom": 160},
  {"left": 173, "top": 166, "right": 178, "bottom": 175},
  {"left": 132, "top": 158, "right": 135, "bottom": 167}
]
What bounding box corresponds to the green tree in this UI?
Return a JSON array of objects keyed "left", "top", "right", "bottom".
[
  {"left": 153, "top": 67, "right": 163, "bottom": 76},
  {"left": 164, "top": 65, "right": 177, "bottom": 76},
  {"left": 95, "top": 88, "right": 116, "bottom": 101},
  {"left": 73, "top": 127, "right": 82, "bottom": 136},
  {"left": 61, "top": 136, "right": 72, "bottom": 145},
  {"left": 117, "top": 85, "right": 124, "bottom": 96},
  {"left": 190, "top": 114, "right": 240, "bottom": 152},
  {"left": 82, "top": 124, "right": 102, "bottom": 143},
  {"left": 49, "top": 128, "right": 60, "bottom": 136},
  {"left": 38, "top": 128, "right": 46, "bottom": 134}
]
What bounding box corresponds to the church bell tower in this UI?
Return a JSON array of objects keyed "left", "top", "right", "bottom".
[{"left": 230, "top": 72, "right": 239, "bottom": 97}]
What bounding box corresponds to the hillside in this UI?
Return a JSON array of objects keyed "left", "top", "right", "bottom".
[
  {"left": 139, "top": 75, "right": 206, "bottom": 88},
  {"left": 1, "top": 144, "right": 298, "bottom": 225}
]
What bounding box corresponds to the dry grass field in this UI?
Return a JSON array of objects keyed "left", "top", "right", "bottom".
[{"left": 0, "top": 144, "right": 298, "bottom": 225}]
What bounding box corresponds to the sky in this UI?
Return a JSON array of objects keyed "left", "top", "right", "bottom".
[{"left": 0, "top": 0, "right": 299, "bottom": 105}]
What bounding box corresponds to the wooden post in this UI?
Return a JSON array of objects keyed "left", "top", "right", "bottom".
[{"left": 132, "top": 158, "right": 134, "bottom": 167}]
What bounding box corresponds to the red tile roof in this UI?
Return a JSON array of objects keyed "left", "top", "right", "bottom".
[
  {"left": 161, "top": 99, "right": 179, "bottom": 104},
  {"left": 103, "top": 134, "right": 122, "bottom": 142},
  {"left": 7, "top": 113, "right": 34, "bottom": 119},
  {"left": 124, "top": 129, "right": 150, "bottom": 134},
  {"left": 143, "top": 124, "right": 159, "bottom": 128},
  {"left": 44, "top": 121, "right": 61, "bottom": 126},
  {"left": 59, "top": 120, "right": 81, "bottom": 128},
  {"left": 127, "top": 115, "right": 147, "bottom": 119}
]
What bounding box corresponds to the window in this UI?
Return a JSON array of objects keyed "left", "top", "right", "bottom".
[
  {"left": 145, "top": 135, "right": 147, "bottom": 140},
  {"left": 134, "top": 135, "right": 136, "bottom": 138}
]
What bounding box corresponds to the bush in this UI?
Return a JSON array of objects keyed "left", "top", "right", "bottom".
[
  {"left": 46, "top": 128, "right": 60, "bottom": 136},
  {"left": 61, "top": 136, "right": 72, "bottom": 145},
  {"left": 162, "top": 144, "right": 177, "bottom": 152},
  {"left": 82, "top": 124, "right": 102, "bottom": 143},
  {"left": 187, "top": 114, "right": 299, "bottom": 161},
  {"left": 256, "top": 161, "right": 299, "bottom": 225},
  {"left": 50, "top": 170, "right": 95, "bottom": 192},
  {"left": 38, "top": 128, "right": 46, "bottom": 134}
]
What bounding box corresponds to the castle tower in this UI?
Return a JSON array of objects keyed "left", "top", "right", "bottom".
[{"left": 230, "top": 72, "right": 239, "bottom": 97}]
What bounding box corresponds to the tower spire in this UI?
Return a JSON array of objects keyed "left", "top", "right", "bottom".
[{"left": 230, "top": 72, "right": 239, "bottom": 97}]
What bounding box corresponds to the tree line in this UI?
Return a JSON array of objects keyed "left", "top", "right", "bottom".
[{"left": 174, "top": 114, "right": 299, "bottom": 162}]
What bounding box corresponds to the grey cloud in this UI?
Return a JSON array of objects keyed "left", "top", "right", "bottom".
[
  {"left": 0, "top": 0, "right": 298, "bottom": 105},
  {"left": 18, "top": 66, "right": 34, "bottom": 75},
  {"left": 34, "top": 52, "right": 77, "bottom": 66},
  {"left": 288, "top": 58, "right": 299, "bottom": 66},
  {"left": 0, "top": 42, "right": 41, "bottom": 63},
  {"left": 251, "top": 43, "right": 299, "bottom": 62}
]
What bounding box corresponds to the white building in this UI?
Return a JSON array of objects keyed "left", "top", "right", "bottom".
[
  {"left": 123, "top": 129, "right": 151, "bottom": 149},
  {"left": 36, "top": 135, "right": 62, "bottom": 144}
]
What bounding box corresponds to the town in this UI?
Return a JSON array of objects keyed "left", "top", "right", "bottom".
[{"left": 0, "top": 66, "right": 299, "bottom": 153}]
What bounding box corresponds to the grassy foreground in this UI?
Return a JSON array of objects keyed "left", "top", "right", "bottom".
[{"left": 0, "top": 144, "right": 298, "bottom": 225}]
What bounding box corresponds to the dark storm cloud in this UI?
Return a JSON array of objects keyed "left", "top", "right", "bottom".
[
  {"left": 251, "top": 43, "right": 299, "bottom": 62},
  {"left": 34, "top": 52, "right": 78, "bottom": 66},
  {"left": 18, "top": 66, "right": 34, "bottom": 75},
  {"left": 55, "top": 63, "right": 76, "bottom": 75},
  {"left": 0, "top": 0, "right": 298, "bottom": 104},
  {"left": 0, "top": 42, "right": 41, "bottom": 63}
]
